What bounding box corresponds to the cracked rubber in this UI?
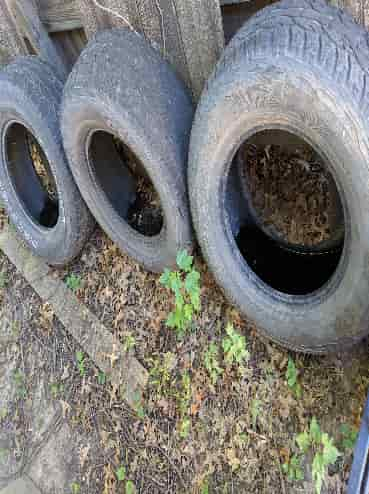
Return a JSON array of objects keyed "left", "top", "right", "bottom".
[
  {"left": 0, "top": 56, "right": 94, "bottom": 265},
  {"left": 77, "top": 0, "right": 224, "bottom": 100},
  {"left": 61, "top": 29, "right": 194, "bottom": 273},
  {"left": 189, "top": 0, "right": 369, "bottom": 353}
]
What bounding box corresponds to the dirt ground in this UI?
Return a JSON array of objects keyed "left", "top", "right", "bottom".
[
  {"left": 1, "top": 1, "right": 369, "bottom": 493},
  {"left": 1, "top": 207, "right": 369, "bottom": 493}
]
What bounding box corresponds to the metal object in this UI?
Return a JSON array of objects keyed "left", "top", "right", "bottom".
[{"left": 348, "top": 394, "right": 369, "bottom": 494}]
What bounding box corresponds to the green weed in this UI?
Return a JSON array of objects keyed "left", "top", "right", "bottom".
[
  {"left": 49, "top": 382, "right": 64, "bottom": 398},
  {"left": 116, "top": 467, "right": 136, "bottom": 493},
  {"left": 160, "top": 250, "right": 201, "bottom": 338},
  {"left": 123, "top": 333, "right": 136, "bottom": 353},
  {"left": 204, "top": 342, "right": 223, "bottom": 386},
  {"left": 71, "top": 483, "right": 81, "bottom": 494},
  {"left": 0, "top": 271, "right": 8, "bottom": 289},
  {"left": 176, "top": 372, "right": 192, "bottom": 439},
  {"left": 97, "top": 371, "right": 106, "bottom": 385},
  {"left": 13, "top": 369, "right": 26, "bottom": 398},
  {"left": 286, "top": 357, "right": 302, "bottom": 398},
  {"left": 201, "top": 480, "right": 209, "bottom": 494},
  {"left": 116, "top": 465, "right": 126, "bottom": 481},
  {"left": 132, "top": 390, "right": 145, "bottom": 420},
  {"left": 178, "top": 372, "right": 191, "bottom": 415},
  {"left": 251, "top": 398, "right": 261, "bottom": 430},
  {"left": 296, "top": 417, "right": 340, "bottom": 494},
  {"left": 66, "top": 273, "right": 82, "bottom": 292},
  {"left": 0, "top": 448, "right": 8, "bottom": 464},
  {"left": 125, "top": 480, "right": 136, "bottom": 494},
  {"left": 76, "top": 351, "right": 86, "bottom": 377},
  {"left": 179, "top": 417, "right": 191, "bottom": 439},
  {"left": 339, "top": 423, "right": 358, "bottom": 451},
  {"left": 149, "top": 352, "right": 175, "bottom": 398},
  {"left": 222, "top": 324, "right": 249, "bottom": 367},
  {"left": 282, "top": 454, "right": 304, "bottom": 482}
]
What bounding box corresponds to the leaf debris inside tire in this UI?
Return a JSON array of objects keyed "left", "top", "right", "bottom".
[
  {"left": 239, "top": 141, "right": 338, "bottom": 247},
  {"left": 114, "top": 139, "right": 163, "bottom": 237},
  {"left": 127, "top": 174, "right": 163, "bottom": 237}
]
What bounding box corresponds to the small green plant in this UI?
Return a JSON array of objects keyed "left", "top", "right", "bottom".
[
  {"left": 179, "top": 417, "right": 191, "bottom": 439},
  {"left": 201, "top": 479, "right": 209, "bottom": 494},
  {"left": 71, "top": 482, "right": 81, "bottom": 494},
  {"left": 175, "top": 372, "right": 192, "bottom": 439},
  {"left": 11, "top": 321, "right": 20, "bottom": 338},
  {"left": 286, "top": 357, "right": 302, "bottom": 398},
  {"left": 132, "top": 390, "right": 145, "bottom": 419},
  {"left": 0, "top": 408, "right": 7, "bottom": 420},
  {"left": 13, "top": 369, "right": 26, "bottom": 398},
  {"left": 149, "top": 352, "right": 175, "bottom": 398},
  {"left": 0, "top": 448, "right": 8, "bottom": 464},
  {"left": 282, "top": 454, "right": 304, "bottom": 482},
  {"left": 160, "top": 250, "right": 201, "bottom": 338},
  {"left": 76, "top": 351, "right": 86, "bottom": 377},
  {"left": 0, "top": 271, "right": 8, "bottom": 289},
  {"left": 296, "top": 417, "right": 340, "bottom": 494},
  {"left": 125, "top": 480, "right": 136, "bottom": 494},
  {"left": 116, "top": 465, "right": 126, "bottom": 481},
  {"left": 123, "top": 333, "right": 136, "bottom": 353},
  {"left": 97, "top": 371, "right": 106, "bottom": 385},
  {"left": 204, "top": 342, "right": 223, "bottom": 386},
  {"left": 179, "top": 372, "right": 191, "bottom": 415},
  {"left": 251, "top": 398, "right": 261, "bottom": 429},
  {"left": 49, "top": 382, "right": 63, "bottom": 398},
  {"left": 116, "top": 468, "right": 136, "bottom": 493},
  {"left": 222, "top": 324, "right": 249, "bottom": 367},
  {"left": 339, "top": 423, "right": 358, "bottom": 451},
  {"left": 66, "top": 273, "right": 82, "bottom": 292}
]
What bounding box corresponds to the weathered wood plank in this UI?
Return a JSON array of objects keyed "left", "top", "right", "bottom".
[
  {"left": 0, "top": 226, "right": 148, "bottom": 411},
  {"left": 0, "top": 1, "right": 27, "bottom": 65},
  {"left": 10, "top": 0, "right": 68, "bottom": 78},
  {"left": 38, "top": 0, "right": 82, "bottom": 32},
  {"left": 35, "top": 0, "right": 254, "bottom": 34}
]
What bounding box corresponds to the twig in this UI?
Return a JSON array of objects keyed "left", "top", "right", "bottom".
[
  {"left": 149, "top": 444, "right": 187, "bottom": 490},
  {"left": 91, "top": 0, "right": 137, "bottom": 34},
  {"left": 154, "top": 0, "right": 166, "bottom": 57},
  {"left": 246, "top": 429, "right": 268, "bottom": 441}
]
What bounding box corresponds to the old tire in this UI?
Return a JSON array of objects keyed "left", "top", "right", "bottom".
[
  {"left": 62, "top": 29, "right": 194, "bottom": 273},
  {"left": 77, "top": 0, "right": 224, "bottom": 100},
  {"left": 189, "top": 0, "right": 369, "bottom": 353},
  {"left": 0, "top": 56, "right": 94, "bottom": 266}
]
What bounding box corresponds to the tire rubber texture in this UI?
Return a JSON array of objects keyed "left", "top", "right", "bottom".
[
  {"left": 77, "top": 0, "right": 224, "bottom": 100},
  {"left": 0, "top": 56, "right": 94, "bottom": 265},
  {"left": 189, "top": 0, "right": 369, "bottom": 353},
  {"left": 61, "top": 29, "right": 194, "bottom": 273}
]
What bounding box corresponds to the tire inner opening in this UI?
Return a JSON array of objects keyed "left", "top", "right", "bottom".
[
  {"left": 231, "top": 129, "right": 345, "bottom": 295},
  {"left": 87, "top": 131, "right": 164, "bottom": 237},
  {"left": 5, "top": 123, "right": 59, "bottom": 228}
]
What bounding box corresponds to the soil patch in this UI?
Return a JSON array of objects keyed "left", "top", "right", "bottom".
[{"left": 0, "top": 200, "right": 368, "bottom": 493}]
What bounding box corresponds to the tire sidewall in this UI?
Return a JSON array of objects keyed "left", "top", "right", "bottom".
[
  {"left": 62, "top": 99, "right": 191, "bottom": 272},
  {"left": 0, "top": 87, "right": 75, "bottom": 263},
  {"left": 190, "top": 65, "right": 369, "bottom": 351}
]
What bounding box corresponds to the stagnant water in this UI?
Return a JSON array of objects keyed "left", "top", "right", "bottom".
[{"left": 236, "top": 225, "right": 343, "bottom": 295}]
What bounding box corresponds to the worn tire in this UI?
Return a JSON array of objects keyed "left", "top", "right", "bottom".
[
  {"left": 77, "top": 0, "right": 224, "bottom": 100},
  {"left": 0, "top": 56, "right": 94, "bottom": 265},
  {"left": 189, "top": 0, "right": 369, "bottom": 353},
  {"left": 61, "top": 29, "right": 194, "bottom": 273}
]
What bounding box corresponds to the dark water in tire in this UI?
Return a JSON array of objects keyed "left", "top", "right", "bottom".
[{"left": 236, "top": 225, "right": 342, "bottom": 295}]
